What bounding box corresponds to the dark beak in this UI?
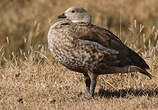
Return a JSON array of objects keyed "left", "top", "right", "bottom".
[{"left": 58, "top": 13, "right": 67, "bottom": 19}]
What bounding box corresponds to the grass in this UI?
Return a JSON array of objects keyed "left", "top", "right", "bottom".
[
  {"left": 0, "top": 0, "right": 158, "bottom": 109},
  {"left": 0, "top": 57, "right": 158, "bottom": 110}
]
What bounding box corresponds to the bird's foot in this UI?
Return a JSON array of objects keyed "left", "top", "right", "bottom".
[{"left": 84, "top": 92, "right": 93, "bottom": 100}]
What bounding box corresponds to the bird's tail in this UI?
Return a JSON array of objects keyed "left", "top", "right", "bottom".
[
  {"left": 139, "top": 69, "right": 152, "bottom": 79},
  {"left": 128, "top": 48, "right": 150, "bottom": 69}
]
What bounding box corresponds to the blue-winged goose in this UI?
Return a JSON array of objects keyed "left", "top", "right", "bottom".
[{"left": 48, "top": 7, "right": 152, "bottom": 99}]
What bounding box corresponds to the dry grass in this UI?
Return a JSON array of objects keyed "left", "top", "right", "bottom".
[
  {"left": 0, "top": 57, "right": 158, "bottom": 110},
  {"left": 0, "top": 0, "right": 158, "bottom": 59},
  {"left": 0, "top": 0, "right": 158, "bottom": 110}
]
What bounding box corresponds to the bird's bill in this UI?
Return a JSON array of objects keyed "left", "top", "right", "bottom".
[{"left": 58, "top": 13, "right": 67, "bottom": 19}]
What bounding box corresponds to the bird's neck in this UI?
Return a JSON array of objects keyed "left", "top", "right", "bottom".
[{"left": 71, "top": 20, "right": 91, "bottom": 25}]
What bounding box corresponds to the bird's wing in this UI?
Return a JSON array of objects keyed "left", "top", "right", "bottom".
[
  {"left": 79, "top": 39, "right": 119, "bottom": 54},
  {"left": 75, "top": 24, "right": 129, "bottom": 57},
  {"left": 74, "top": 24, "right": 149, "bottom": 69}
]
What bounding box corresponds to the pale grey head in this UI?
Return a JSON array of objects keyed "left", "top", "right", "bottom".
[{"left": 58, "top": 7, "right": 92, "bottom": 24}]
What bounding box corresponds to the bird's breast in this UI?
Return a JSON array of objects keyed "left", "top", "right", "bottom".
[{"left": 48, "top": 26, "right": 89, "bottom": 72}]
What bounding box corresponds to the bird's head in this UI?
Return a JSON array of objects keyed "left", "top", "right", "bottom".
[{"left": 58, "top": 7, "right": 92, "bottom": 24}]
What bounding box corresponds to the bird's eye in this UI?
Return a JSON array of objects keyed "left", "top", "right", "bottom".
[{"left": 71, "top": 10, "right": 75, "bottom": 13}]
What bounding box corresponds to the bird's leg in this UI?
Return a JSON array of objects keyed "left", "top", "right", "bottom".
[
  {"left": 83, "top": 73, "right": 91, "bottom": 96},
  {"left": 85, "top": 71, "right": 98, "bottom": 99},
  {"left": 90, "top": 79, "right": 97, "bottom": 97}
]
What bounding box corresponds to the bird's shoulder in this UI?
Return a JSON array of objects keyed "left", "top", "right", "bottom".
[{"left": 72, "top": 23, "right": 129, "bottom": 55}]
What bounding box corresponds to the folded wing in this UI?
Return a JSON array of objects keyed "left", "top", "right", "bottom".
[{"left": 75, "top": 24, "right": 149, "bottom": 70}]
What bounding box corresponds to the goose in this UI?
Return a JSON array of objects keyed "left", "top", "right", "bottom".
[{"left": 48, "top": 7, "right": 152, "bottom": 99}]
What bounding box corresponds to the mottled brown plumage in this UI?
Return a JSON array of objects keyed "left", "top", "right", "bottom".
[{"left": 48, "top": 7, "right": 152, "bottom": 99}]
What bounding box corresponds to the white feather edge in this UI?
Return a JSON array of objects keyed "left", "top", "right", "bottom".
[{"left": 79, "top": 39, "right": 119, "bottom": 54}]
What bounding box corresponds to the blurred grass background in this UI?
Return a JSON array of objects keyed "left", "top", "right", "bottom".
[
  {"left": 0, "top": 0, "right": 158, "bottom": 65},
  {"left": 0, "top": 1, "right": 158, "bottom": 109}
]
